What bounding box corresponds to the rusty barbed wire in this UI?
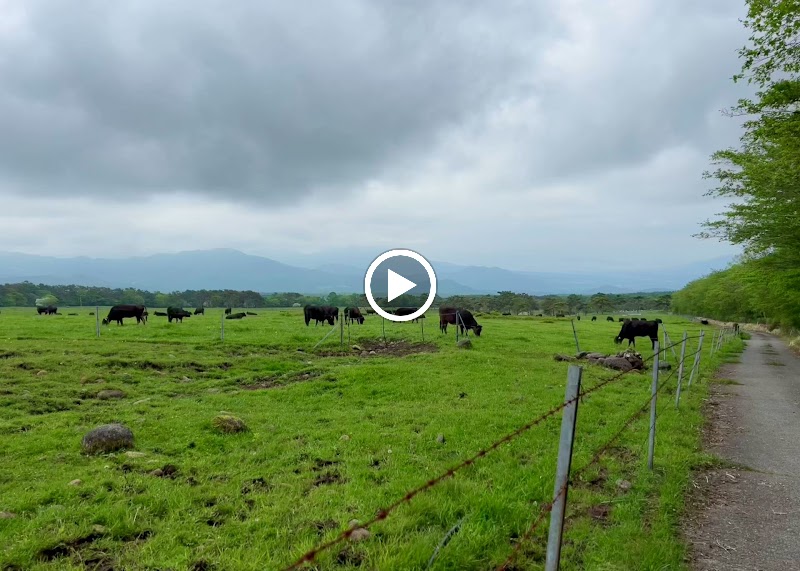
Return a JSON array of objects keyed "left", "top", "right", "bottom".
[{"left": 281, "top": 335, "right": 703, "bottom": 569}]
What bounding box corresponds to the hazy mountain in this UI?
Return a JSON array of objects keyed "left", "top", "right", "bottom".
[{"left": 0, "top": 249, "right": 733, "bottom": 295}]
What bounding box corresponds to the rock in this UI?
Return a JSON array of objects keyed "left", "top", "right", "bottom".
[
  {"left": 125, "top": 451, "right": 146, "bottom": 458},
  {"left": 149, "top": 468, "right": 164, "bottom": 477},
  {"left": 658, "top": 361, "right": 672, "bottom": 370},
  {"left": 212, "top": 414, "right": 248, "bottom": 434},
  {"left": 179, "top": 376, "right": 192, "bottom": 383},
  {"left": 625, "top": 355, "right": 645, "bottom": 370},
  {"left": 0, "top": 511, "right": 16, "bottom": 519},
  {"left": 349, "top": 528, "right": 370, "bottom": 542},
  {"left": 132, "top": 398, "right": 152, "bottom": 405},
  {"left": 586, "top": 352, "right": 607, "bottom": 360},
  {"left": 82, "top": 423, "right": 135, "bottom": 455},
  {"left": 36, "top": 370, "right": 47, "bottom": 376},
  {"left": 457, "top": 339, "right": 473, "bottom": 349},
  {"left": 348, "top": 519, "right": 360, "bottom": 528},
  {"left": 339, "top": 434, "right": 350, "bottom": 441},
  {"left": 436, "top": 434, "right": 446, "bottom": 444},
  {"left": 601, "top": 357, "right": 634, "bottom": 372},
  {"left": 553, "top": 354, "right": 575, "bottom": 362},
  {"left": 360, "top": 351, "right": 368, "bottom": 357},
  {"left": 96, "top": 389, "right": 126, "bottom": 400},
  {"left": 352, "top": 345, "right": 363, "bottom": 352},
  {"left": 576, "top": 351, "right": 589, "bottom": 358},
  {"left": 617, "top": 479, "right": 632, "bottom": 491},
  {"left": 369, "top": 350, "right": 376, "bottom": 355},
  {"left": 92, "top": 524, "right": 107, "bottom": 534},
  {"left": 68, "top": 479, "right": 82, "bottom": 486}
]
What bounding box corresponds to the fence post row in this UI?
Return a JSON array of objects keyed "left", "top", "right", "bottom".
[
  {"left": 647, "top": 341, "right": 659, "bottom": 471},
  {"left": 545, "top": 365, "right": 583, "bottom": 571},
  {"left": 675, "top": 331, "right": 688, "bottom": 408},
  {"left": 687, "top": 330, "right": 704, "bottom": 387},
  {"left": 339, "top": 312, "right": 344, "bottom": 347}
]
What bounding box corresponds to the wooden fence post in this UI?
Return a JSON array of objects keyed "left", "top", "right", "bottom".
[
  {"left": 648, "top": 341, "right": 659, "bottom": 470},
  {"left": 675, "top": 332, "right": 688, "bottom": 408}
]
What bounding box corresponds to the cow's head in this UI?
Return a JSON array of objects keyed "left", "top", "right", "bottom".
[
  {"left": 101, "top": 318, "right": 109, "bottom": 325},
  {"left": 614, "top": 335, "right": 623, "bottom": 344},
  {"left": 473, "top": 325, "right": 483, "bottom": 337}
]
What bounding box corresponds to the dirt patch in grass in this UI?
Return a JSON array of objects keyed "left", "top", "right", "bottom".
[
  {"left": 38, "top": 530, "right": 151, "bottom": 562},
  {"left": 588, "top": 503, "right": 612, "bottom": 524},
  {"left": 240, "top": 370, "right": 322, "bottom": 390},
  {"left": 320, "top": 340, "right": 438, "bottom": 358},
  {"left": 0, "top": 351, "right": 18, "bottom": 359}
]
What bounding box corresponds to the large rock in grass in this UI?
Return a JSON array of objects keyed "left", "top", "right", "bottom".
[
  {"left": 212, "top": 415, "right": 248, "bottom": 434},
  {"left": 96, "top": 389, "right": 126, "bottom": 400},
  {"left": 600, "top": 357, "right": 634, "bottom": 372},
  {"left": 82, "top": 423, "right": 134, "bottom": 454}
]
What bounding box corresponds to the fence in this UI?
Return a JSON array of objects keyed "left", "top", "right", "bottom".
[{"left": 281, "top": 327, "right": 740, "bottom": 570}]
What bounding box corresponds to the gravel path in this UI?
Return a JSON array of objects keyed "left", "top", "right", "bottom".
[{"left": 686, "top": 332, "right": 800, "bottom": 570}]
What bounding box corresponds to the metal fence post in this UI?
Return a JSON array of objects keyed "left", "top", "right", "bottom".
[
  {"left": 221, "top": 311, "right": 225, "bottom": 341},
  {"left": 545, "top": 365, "right": 583, "bottom": 571},
  {"left": 675, "top": 332, "right": 688, "bottom": 408},
  {"left": 95, "top": 306, "right": 100, "bottom": 337},
  {"left": 710, "top": 330, "right": 717, "bottom": 356},
  {"left": 570, "top": 319, "right": 581, "bottom": 353},
  {"left": 648, "top": 341, "right": 659, "bottom": 470},
  {"left": 339, "top": 311, "right": 344, "bottom": 347},
  {"left": 687, "top": 331, "right": 704, "bottom": 387}
]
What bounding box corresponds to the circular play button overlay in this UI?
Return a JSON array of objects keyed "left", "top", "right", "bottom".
[{"left": 364, "top": 249, "right": 437, "bottom": 322}]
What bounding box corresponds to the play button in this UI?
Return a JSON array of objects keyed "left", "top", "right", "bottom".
[
  {"left": 387, "top": 269, "right": 416, "bottom": 302},
  {"left": 364, "top": 249, "right": 437, "bottom": 322}
]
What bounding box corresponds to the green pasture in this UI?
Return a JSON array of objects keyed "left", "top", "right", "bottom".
[{"left": 0, "top": 308, "right": 742, "bottom": 570}]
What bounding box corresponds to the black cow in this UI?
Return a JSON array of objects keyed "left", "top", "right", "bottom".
[
  {"left": 225, "top": 307, "right": 232, "bottom": 315},
  {"left": 536, "top": 313, "right": 544, "bottom": 317},
  {"left": 439, "top": 307, "right": 482, "bottom": 336},
  {"left": 194, "top": 307, "right": 205, "bottom": 315},
  {"left": 734, "top": 323, "right": 740, "bottom": 334},
  {"left": 591, "top": 316, "right": 597, "bottom": 321},
  {"left": 394, "top": 307, "right": 425, "bottom": 322},
  {"left": 226, "top": 312, "right": 246, "bottom": 320},
  {"left": 502, "top": 312, "right": 512, "bottom": 316},
  {"left": 556, "top": 313, "right": 565, "bottom": 318},
  {"left": 700, "top": 319, "right": 709, "bottom": 325},
  {"left": 366, "top": 308, "right": 376, "bottom": 315},
  {"left": 167, "top": 307, "right": 192, "bottom": 323},
  {"left": 577, "top": 315, "right": 581, "bottom": 321},
  {"left": 36, "top": 305, "right": 58, "bottom": 315},
  {"left": 102, "top": 305, "right": 147, "bottom": 325},
  {"left": 304, "top": 305, "right": 334, "bottom": 326},
  {"left": 141, "top": 310, "right": 148, "bottom": 323},
  {"left": 154, "top": 311, "right": 168, "bottom": 317},
  {"left": 344, "top": 307, "right": 364, "bottom": 324},
  {"left": 655, "top": 318, "right": 663, "bottom": 324},
  {"left": 619, "top": 317, "right": 626, "bottom": 322},
  {"left": 615, "top": 320, "right": 659, "bottom": 349},
  {"left": 607, "top": 316, "right": 614, "bottom": 322},
  {"left": 321, "top": 306, "right": 339, "bottom": 323}
]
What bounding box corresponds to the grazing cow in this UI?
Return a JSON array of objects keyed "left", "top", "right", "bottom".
[
  {"left": 591, "top": 316, "right": 597, "bottom": 321},
  {"left": 321, "top": 306, "right": 339, "bottom": 323},
  {"left": 607, "top": 316, "right": 614, "bottom": 322},
  {"left": 89, "top": 312, "right": 95, "bottom": 316},
  {"left": 102, "top": 305, "right": 147, "bottom": 325},
  {"left": 619, "top": 317, "right": 626, "bottom": 322},
  {"left": 439, "top": 307, "right": 483, "bottom": 336},
  {"left": 502, "top": 312, "right": 512, "bottom": 316},
  {"left": 536, "top": 314, "right": 544, "bottom": 317},
  {"left": 304, "top": 305, "right": 334, "bottom": 326},
  {"left": 167, "top": 307, "right": 192, "bottom": 323},
  {"left": 194, "top": 307, "right": 205, "bottom": 315},
  {"left": 154, "top": 311, "right": 168, "bottom": 317},
  {"left": 577, "top": 315, "right": 581, "bottom": 321},
  {"left": 366, "top": 308, "right": 376, "bottom": 315},
  {"left": 615, "top": 320, "right": 659, "bottom": 349},
  {"left": 700, "top": 319, "right": 709, "bottom": 325},
  {"left": 556, "top": 313, "right": 565, "bottom": 318},
  {"left": 344, "top": 307, "right": 364, "bottom": 324},
  {"left": 655, "top": 318, "right": 663, "bottom": 324},
  {"left": 225, "top": 307, "right": 232, "bottom": 315},
  {"left": 226, "top": 312, "right": 246, "bottom": 320},
  {"left": 246, "top": 311, "right": 258, "bottom": 316},
  {"left": 141, "top": 311, "right": 148, "bottom": 323},
  {"left": 36, "top": 305, "right": 58, "bottom": 315},
  {"left": 394, "top": 307, "right": 426, "bottom": 322},
  {"left": 734, "top": 323, "right": 740, "bottom": 334}
]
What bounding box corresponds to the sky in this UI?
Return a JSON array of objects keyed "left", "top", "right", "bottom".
[{"left": 0, "top": 0, "right": 750, "bottom": 272}]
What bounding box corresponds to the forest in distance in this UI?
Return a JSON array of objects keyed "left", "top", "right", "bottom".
[{"left": 0, "top": 281, "right": 671, "bottom": 315}]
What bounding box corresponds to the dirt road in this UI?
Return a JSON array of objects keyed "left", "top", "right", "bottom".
[{"left": 687, "top": 332, "right": 800, "bottom": 570}]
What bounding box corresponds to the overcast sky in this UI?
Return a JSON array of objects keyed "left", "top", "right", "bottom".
[{"left": 0, "top": 0, "right": 749, "bottom": 272}]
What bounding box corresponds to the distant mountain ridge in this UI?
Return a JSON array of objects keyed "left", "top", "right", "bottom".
[{"left": 0, "top": 249, "right": 733, "bottom": 295}]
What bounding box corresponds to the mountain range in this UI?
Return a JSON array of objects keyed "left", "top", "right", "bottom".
[{"left": 0, "top": 249, "right": 734, "bottom": 295}]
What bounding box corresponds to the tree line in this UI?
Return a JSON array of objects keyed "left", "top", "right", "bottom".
[
  {"left": 674, "top": 0, "right": 800, "bottom": 330},
  {"left": 0, "top": 281, "right": 671, "bottom": 314}
]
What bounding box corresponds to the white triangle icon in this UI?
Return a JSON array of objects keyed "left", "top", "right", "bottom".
[{"left": 387, "top": 269, "right": 416, "bottom": 302}]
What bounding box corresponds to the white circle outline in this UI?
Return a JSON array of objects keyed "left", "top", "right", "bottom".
[{"left": 364, "top": 249, "right": 437, "bottom": 322}]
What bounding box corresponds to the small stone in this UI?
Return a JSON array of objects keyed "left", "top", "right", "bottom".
[
  {"left": 369, "top": 350, "right": 376, "bottom": 355},
  {"left": 132, "top": 398, "right": 152, "bottom": 405},
  {"left": 602, "top": 357, "right": 634, "bottom": 372},
  {"left": 436, "top": 434, "right": 446, "bottom": 444},
  {"left": 125, "top": 451, "right": 146, "bottom": 458},
  {"left": 352, "top": 345, "right": 363, "bottom": 352},
  {"left": 149, "top": 468, "right": 164, "bottom": 477},
  {"left": 0, "top": 511, "right": 16, "bottom": 519},
  {"left": 349, "top": 528, "right": 371, "bottom": 542},
  {"left": 553, "top": 353, "right": 574, "bottom": 361},
  {"left": 81, "top": 424, "right": 134, "bottom": 455},
  {"left": 92, "top": 524, "right": 107, "bottom": 534},
  {"left": 36, "top": 370, "right": 47, "bottom": 376},
  {"left": 457, "top": 339, "right": 472, "bottom": 349},
  {"left": 180, "top": 376, "right": 192, "bottom": 383},
  {"left": 617, "top": 479, "right": 632, "bottom": 491},
  {"left": 348, "top": 519, "right": 360, "bottom": 528},
  {"left": 96, "top": 389, "right": 126, "bottom": 400},
  {"left": 576, "top": 351, "right": 589, "bottom": 358},
  {"left": 212, "top": 414, "right": 248, "bottom": 434},
  {"left": 360, "top": 351, "right": 368, "bottom": 357},
  {"left": 586, "top": 352, "right": 607, "bottom": 360},
  {"left": 340, "top": 435, "right": 351, "bottom": 441},
  {"left": 68, "top": 479, "right": 82, "bottom": 486}
]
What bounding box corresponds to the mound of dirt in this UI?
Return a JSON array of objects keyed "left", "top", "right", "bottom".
[{"left": 321, "top": 340, "right": 438, "bottom": 358}]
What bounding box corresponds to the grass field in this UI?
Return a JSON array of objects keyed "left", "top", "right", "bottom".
[{"left": 0, "top": 308, "right": 743, "bottom": 570}]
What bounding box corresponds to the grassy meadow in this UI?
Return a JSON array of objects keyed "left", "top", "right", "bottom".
[{"left": 0, "top": 307, "right": 743, "bottom": 570}]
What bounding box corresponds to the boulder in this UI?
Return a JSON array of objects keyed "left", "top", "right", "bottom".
[
  {"left": 601, "top": 357, "right": 634, "bottom": 372},
  {"left": 82, "top": 423, "right": 135, "bottom": 454},
  {"left": 212, "top": 414, "right": 248, "bottom": 434},
  {"left": 96, "top": 389, "right": 126, "bottom": 400}
]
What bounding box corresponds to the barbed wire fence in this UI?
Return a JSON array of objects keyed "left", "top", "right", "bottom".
[{"left": 280, "top": 328, "right": 741, "bottom": 570}]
